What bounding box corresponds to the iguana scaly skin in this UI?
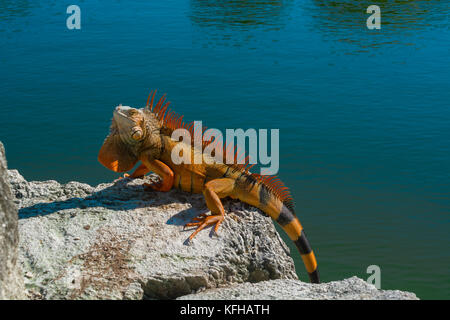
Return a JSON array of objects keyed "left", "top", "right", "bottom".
[{"left": 98, "top": 91, "right": 320, "bottom": 283}]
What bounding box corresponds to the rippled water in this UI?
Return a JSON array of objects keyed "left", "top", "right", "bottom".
[{"left": 1, "top": 0, "right": 449, "bottom": 299}]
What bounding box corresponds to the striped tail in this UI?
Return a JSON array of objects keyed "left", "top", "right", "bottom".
[
  {"left": 275, "top": 203, "right": 320, "bottom": 283},
  {"left": 235, "top": 175, "right": 320, "bottom": 283}
]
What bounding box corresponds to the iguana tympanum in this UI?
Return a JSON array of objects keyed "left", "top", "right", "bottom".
[{"left": 98, "top": 91, "right": 320, "bottom": 283}]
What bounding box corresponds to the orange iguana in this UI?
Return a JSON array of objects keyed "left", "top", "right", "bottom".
[{"left": 98, "top": 91, "right": 320, "bottom": 283}]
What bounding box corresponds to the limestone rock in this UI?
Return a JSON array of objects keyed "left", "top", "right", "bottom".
[
  {"left": 0, "top": 142, "right": 24, "bottom": 299},
  {"left": 10, "top": 170, "right": 296, "bottom": 299},
  {"left": 177, "top": 277, "right": 419, "bottom": 300}
]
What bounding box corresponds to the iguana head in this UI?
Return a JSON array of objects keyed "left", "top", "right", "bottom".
[{"left": 98, "top": 105, "right": 161, "bottom": 172}]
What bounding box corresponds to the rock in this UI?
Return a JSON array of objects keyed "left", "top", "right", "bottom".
[
  {"left": 10, "top": 170, "right": 297, "bottom": 300},
  {"left": 0, "top": 142, "right": 25, "bottom": 299},
  {"left": 7, "top": 166, "right": 419, "bottom": 300},
  {"left": 177, "top": 277, "right": 418, "bottom": 300}
]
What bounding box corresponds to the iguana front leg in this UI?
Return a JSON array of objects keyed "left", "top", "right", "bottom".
[
  {"left": 129, "top": 163, "right": 151, "bottom": 178},
  {"left": 140, "top": 157, "right": 174, "bottom": 192},
  {"left": 185, "top": 178, "right": 235, "bottom": 241},
  {"left": 117, "top": 163, "right": 151, "bottom": 180}
]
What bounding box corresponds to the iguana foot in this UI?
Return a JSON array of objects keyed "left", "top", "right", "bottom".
[
  {"left": 184, "top": 213, "right": 225, "bottom": 241},
  {"left": 114, "top": 173, "right": 130, "bottom": 182},
  {"left": 114, "top": 173, "right": 147, "bottom": 182},
  {"left": 143, "top": 181, "right": 171, "bottom": 192}
]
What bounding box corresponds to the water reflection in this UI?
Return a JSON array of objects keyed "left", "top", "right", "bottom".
[
  {"left": 0, "top": 0, "right": 34, "bottom": 21},
  {"left": 190, "top": 0, "right": 292, "bottom": 47},
  {"left": 309, "top": 0, "right": 449, "bottom": 53},
  {"left": 190, "top": 0, "right": 449, "bottom": 51},
  {"left": 312, "top": 0, "right": 448, "bottom": 30}
]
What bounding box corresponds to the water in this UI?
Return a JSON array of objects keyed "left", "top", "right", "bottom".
[{"left": 1, "top": 0, "right": 449, "bottom": 299}]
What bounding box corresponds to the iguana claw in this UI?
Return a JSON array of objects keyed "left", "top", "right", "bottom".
[
  {"left": 184, "top": 214, "right": 225, "bottom": 241},
  {"left": 114, "top": 173, "right": 130, "bottom": 182}
]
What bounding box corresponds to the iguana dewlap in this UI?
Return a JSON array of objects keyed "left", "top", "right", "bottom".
[{"left": 98, "top": 91, "right": 320, "bottom": 283}]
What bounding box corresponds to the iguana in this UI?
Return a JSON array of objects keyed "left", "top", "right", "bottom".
[{"left": 98, "top": 91, "right": 320, "bottom": 283}]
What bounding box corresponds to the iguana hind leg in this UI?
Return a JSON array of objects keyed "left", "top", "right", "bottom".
[{"left": 185, "top": 178, "right": 235, "bottom": 241}]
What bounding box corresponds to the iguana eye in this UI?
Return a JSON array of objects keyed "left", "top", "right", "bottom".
[{"left": 132, "top": 128, "right": 143, "bottom": 140}]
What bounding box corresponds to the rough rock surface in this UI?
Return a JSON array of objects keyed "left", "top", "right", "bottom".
[
  {"left": 177, "top": 277, "right": 418, "bottom": 300},
  {"left": 10, "top": 170, "right": 297, "bottom": 300},
  {"left": 0, "top": 142, "right": 25, "bottom": 299},
  {"left": 8, "top": 166, "right": 419, "bottom": 300}
]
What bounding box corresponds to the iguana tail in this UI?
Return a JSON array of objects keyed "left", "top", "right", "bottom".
[{"left": 235, "top": 173, "right": 320, "bottom": 283}]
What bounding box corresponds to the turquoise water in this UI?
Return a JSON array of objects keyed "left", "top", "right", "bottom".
[{"left": 1, "top": 0, "right": 449, "bottom": 299}]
